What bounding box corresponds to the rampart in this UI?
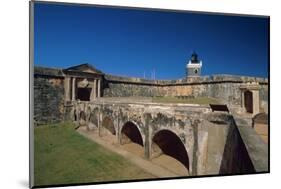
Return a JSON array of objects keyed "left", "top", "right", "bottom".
[{"left": 33, "top": 66, "right": 268, "bottom": 125}]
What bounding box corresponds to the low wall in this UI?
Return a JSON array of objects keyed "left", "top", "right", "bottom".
[
  {"left": 103, "top": 74, "right": 268, "bottom": 106},
  {"left": 205, "top": 112, "right": 268, "bottom": 175},
  {"left": 33, "top": 66, "right": 269, "bottom": 124}
]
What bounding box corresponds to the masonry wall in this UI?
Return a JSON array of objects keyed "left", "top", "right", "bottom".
[
  {"left": 33, "top": 67, "right": 268, "bottom": 125},
  {"left": 218, "top": 121, "right": 255, "bottom": 174},
  {"left": 103, "top": 74, "right": 268, "bottom": 107},
  {"left": 205, "top": 113, "right": 263, "bottom": 175},
  {"left": 34, "top": 67, "right": 65, "bottom": 125}
]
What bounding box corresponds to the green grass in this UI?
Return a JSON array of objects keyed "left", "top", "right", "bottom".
[
  {"left": 34, "top": 122, "right": 154, "bottom": 186},
  {"left": 152, "top": 96, "right": 221, "bottom": 105}
]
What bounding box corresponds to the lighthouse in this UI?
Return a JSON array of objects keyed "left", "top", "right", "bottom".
[{"left": 186, "top": 52, "right": 202, "bottom": 78}]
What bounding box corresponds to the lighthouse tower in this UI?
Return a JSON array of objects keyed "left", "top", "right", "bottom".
[{"left": 186, "top": 52, "right": 202, "bottom": 78}]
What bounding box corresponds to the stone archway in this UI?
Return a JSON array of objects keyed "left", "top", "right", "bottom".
[
  {"left": 121, "top": 122, "right": 143, "bottom": 146},
  {"left": 151, "top": 129, "right": 189, "bottom": 175},
  {"left": 120, "top": 121, "right": 144, "bottom": 157},
  {"left": 101, "top": 117, "right": 116, "bottom": 136},
  {"left": 88, "top": 110, "right": 99, "bottom": 130},
  {"left": 79, "top": 111, "right": 86, "bottom": 126},
  {"left": 244, "top": 90, "right": 253, "bottom": 113}
]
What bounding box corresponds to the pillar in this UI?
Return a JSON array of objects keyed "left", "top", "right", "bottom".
[
  {"left": 90, "top": 79, "right": 96, "bottom": 101},
  {"left": 144, "top": 123, "right": 151, "bottom": 160},
  {"left": 94, "top": 79, "right": 97, "bottom": 99},
  {"left": 241, "top": 89, "right": 245, "bottom": 108},
  {"left": 72, "top": 77, "right": 76, "bottom": 101},
  {"left": 117, "top": 109, "right": 122, "bottom": 144},
  {"left": 98, "top": 110, "right": 101, "bottom": 137},
  {"left": 252, "top": 90, "right": 260, "bottom": 115},
  {"left": 97, "top": 79, "right": 101, "bottom": 98},
  {"left": 64, "top": 77, "right": 71, "bottom": 101}
]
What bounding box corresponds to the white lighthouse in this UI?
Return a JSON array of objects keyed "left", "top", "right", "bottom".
[{"left": 186, "top": 52, "right": 202, "bottom": 78}]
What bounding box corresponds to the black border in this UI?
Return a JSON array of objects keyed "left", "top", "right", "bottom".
[{"left": 29, "top": 0, "right": 270, "bottom": 188}]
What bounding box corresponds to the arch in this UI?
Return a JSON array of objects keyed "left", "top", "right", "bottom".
[
  {"left": 101, "top": 116, "right": 116, "bottom": 135},
  {"left": 79, "top": 111, "right": 86, "bottom": 121},
  {"left": 86, "top": 107, "right": 91, "bottom": 121},
  {"left": 244, "top": 90, "right": 253, "bottom": 113},
  {"left": 89, "top": 110, "right": 99, "bottom": 128},
  {"left": 121, "top": 121, "right": 143, "bottom": 146},
  {"left": 152, "top": 129, "right": 189, "bottom": 171},
  {"left": 73, "top": 109, "right": 77, "bottom": 121}
]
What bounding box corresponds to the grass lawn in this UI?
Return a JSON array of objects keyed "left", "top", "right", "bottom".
[
  {"left": 152, "top": 96, "right": 221, "bottom": 105},
  {"left": 34, "top": 122, "right": 154, "bottom": 186}
]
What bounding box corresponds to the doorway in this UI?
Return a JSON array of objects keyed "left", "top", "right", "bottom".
[{"left": 244, "top": 90, "right": 253, "bottom": 113}]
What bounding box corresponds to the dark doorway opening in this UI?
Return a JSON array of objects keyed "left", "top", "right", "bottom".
[
  {"left": 152, "top": 130, "right": 189, "bottom": 171},
  {"left": 77, "top": 88, "right": 91, "bottom": 101},
  {"left": 244, "top": 90, "right": 253, "bottom": 113},
  {"left": 121, "top": 122, "right": 143, "bottom": 146}
]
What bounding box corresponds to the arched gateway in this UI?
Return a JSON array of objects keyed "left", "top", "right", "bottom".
[
  {"left": 121, "top": 121, "right": 144, "bottom": 146},
  {"left": 152, "top": 129, "right": 189, "bottom": 172}
]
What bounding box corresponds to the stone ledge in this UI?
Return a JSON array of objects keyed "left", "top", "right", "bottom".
[
  {"left": 236, "top": 125, "right": 269, "bottom": 172},
  {"left": 34, "top": 66, "right": 64, "bottom": 77},
  {"left": 105, "top": 74, "right": 268, "bottom": 86}
]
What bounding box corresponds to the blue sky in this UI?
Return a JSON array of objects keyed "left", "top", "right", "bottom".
[{"left": 34, "top": 2, "right": 269, "bottom": 79}]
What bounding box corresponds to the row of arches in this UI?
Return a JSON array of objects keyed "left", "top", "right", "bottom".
[{"left": 74, "top": 109, "right": 190, "bottom": 175}]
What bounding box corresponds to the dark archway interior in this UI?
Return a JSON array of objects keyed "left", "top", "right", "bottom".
[
  {"left": 74, "top": 110, "right": 77, "bottom": 121},
  {"left": 121, "top": 122, "right": 143, "bottom": 146},
  {"left": 80, "top": 111, "right": 86, "bottom": 121},
  {"left": 89, "top": 112, "right": 98, "bottom": 127},
  {"left": 244, "top": 90, "right": 253, "bottom": 113},
  {"left": 102, "top": 117, "right": 116, "bottom": 135},
  {"left": 77, "top": 88, "right": 91, "bottom": 101},
  {"left": 153, "top": 130, "right": 189, "bottom": 171}
]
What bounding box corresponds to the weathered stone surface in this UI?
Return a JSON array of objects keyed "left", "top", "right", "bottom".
[
  {"left": 33, "top": 65, "right": 269, "bottom": 176},
  {"left": 103, "top": 74, "right": 268, "bottom": 107},
  {"left": 34, "top": 76, "right": 64, "bottom": 126}
]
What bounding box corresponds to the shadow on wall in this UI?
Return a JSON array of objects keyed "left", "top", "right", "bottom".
[
  {"left": 102, "top": 117, "right": 116, "bottom": 136},
  {"left": 219, "top": 120, "right": 255, "bottom": 174}
]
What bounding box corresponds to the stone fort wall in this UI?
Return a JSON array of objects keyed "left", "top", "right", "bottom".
[
  {"left": 34, "top": 67, "right": 65, "bottom": 125},
  {"left": 104, "top": 74, "right": 268, "bottom": 109},
  {"left": 33, "top": 66, "right": 268, "bottom": 125}
]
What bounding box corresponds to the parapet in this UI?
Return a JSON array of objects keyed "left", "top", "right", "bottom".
[
  {"left": 34, "top": 66, "right": 268, "bottom": 85},
  {"left": 104, "top": 73, "right": 268, "bottom": 86},
  {"left": 34, "top": 66, "right": 64, "bottom": 77}
]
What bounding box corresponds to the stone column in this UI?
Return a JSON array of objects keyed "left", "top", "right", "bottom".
[
  {"left": 97, "top": 79, "right": 101, "bottom": 98},
  {"left": 72, "top": 77, "right": 76, "bottom": 101},
  {"left": 252, "top": 90, "right": 260, "bottom": 115},
  {"left": 93, "top": 79, "right": 97, "bottom": 99},
  {"left": 241, "top": 89, "right": 245, "bottom": 108},
  {"left": 64, "top": 77, "right": 71, "bottom": 101},
  {"left": 117, "top": 110, "right": 121, "bottom": 144},
  {"left": 98, "top": 111, "right": 102, "bottom": 137},
  {"left": 90, "top": 79, "right": 96, "bottom": 101},
  {"left": 144, "top": 121, "right": 151, "bottom": 160}
]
